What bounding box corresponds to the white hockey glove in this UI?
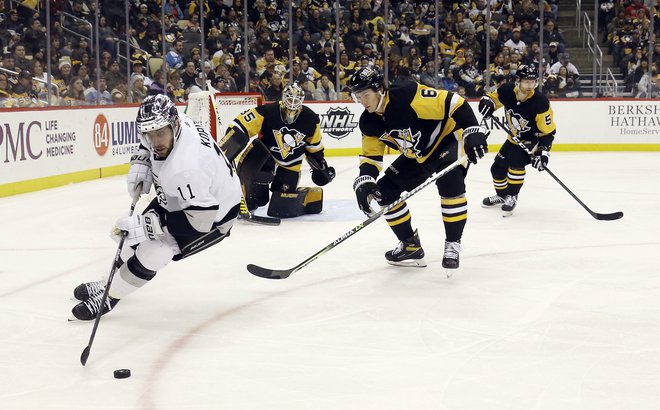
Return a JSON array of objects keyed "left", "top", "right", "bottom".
[
  {"left": 127, "top": 148, "right": 152, "bottom": 199},
  {"left": 353, "top": 175, "right": 382, "bottom": 217},
  {"left": 111, "top": 210, "right": 164, "bottom": 247}
]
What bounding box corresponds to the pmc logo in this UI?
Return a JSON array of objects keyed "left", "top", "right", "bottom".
[{"left": 320, "top": 107, "right": 358, "bottom": 140}]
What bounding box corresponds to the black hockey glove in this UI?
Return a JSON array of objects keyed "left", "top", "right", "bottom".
[
  {"left": 307, "top": 155, "right": 336, "bottom": 186},
  {"left": 463, "top": 126, "right": 488, "bottom": 164},
  {"left": 353, "top": 175, "right": 382, "bottom": 217},
  {"left": 531, "top": 147, "right": 550, "bottom": 171},
  {"left": 478, "top": 95, "right": 496, "bottom": 118}
]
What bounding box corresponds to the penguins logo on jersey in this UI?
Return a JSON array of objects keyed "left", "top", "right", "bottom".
[
  {"left": 272, "top": 126, "right": 306, "bottom": 159},
  {"left": 505, "top": 109, "right": 531, "bottom": 137},
  {"left": 380, "top": 128, "right": 423, "bottom": 158}
]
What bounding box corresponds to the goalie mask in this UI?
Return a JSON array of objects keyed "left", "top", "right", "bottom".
[
  {"left": 136, "top": 94, "right": 180, "bottom": 156},
  {"left": 280, "top": 83, "right": 305, "bottom": 124}
]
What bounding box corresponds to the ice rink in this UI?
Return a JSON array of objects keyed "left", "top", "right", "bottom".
[{"left": 1, "top": 152, "right": 659, "bottom": 410}]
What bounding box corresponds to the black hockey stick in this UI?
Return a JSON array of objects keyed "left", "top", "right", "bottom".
[
  {"left": 238, "top": 196, "right": 281, "bottom": 226},
  {"left": 79, "top": 189, "right": 141, "bottom": 366},
  {"left": 247, "top": 156, "right": 468, "bottom": 279},
  {"left": 491, "top": 116, "right": 623, "bottom": 221}
]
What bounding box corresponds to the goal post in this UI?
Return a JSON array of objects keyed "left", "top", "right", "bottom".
[{"left": 185, "top": 91, "right": 262, "bottom": 142}]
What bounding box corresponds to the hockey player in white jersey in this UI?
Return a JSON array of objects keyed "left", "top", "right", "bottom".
[{"left": 70, "top": 94, "right": 242, "bottom": 320}]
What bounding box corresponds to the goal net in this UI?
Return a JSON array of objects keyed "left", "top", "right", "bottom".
[{"left": 185, "top": 91, "right": 262, "bottom": 142}]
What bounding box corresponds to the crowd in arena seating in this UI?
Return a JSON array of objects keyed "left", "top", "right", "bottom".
[{"left": 0, "top": 0, "right": 657, "bottom": 108}]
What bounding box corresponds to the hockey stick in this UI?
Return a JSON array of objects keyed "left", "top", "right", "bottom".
[
  {"left": 247, "top": 156, "right": 468, "bottom": 279},
  {"left": 238, "top": 195, "right": 281, "bottom": 226},
  {"left": 79, "top": 189, "right": 141, "bottom": 366},
  {"left": 491, "top": 116, "right": 623, "bottom": 221}
]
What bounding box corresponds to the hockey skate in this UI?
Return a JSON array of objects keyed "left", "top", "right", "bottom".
[
  {"left": 501, "top": 195, "right": 518, "bottom": 217},
  {"left": 385, "top": 229, "right": 426, "bottom": 267},
  {"left": 482, "top": 195, "right": 505, "bottom": 208},
  {"left": 73, "top": 280, "right": 104, "bottom": 301},
  {"left": 70, "top": 292, "right": 119, "bottom": 321},
  {"left": 442, "top": 241, "right": 461, "bottom": 276}
]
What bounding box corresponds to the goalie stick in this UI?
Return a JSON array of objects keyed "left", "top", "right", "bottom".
[
  {"left": 491, "top": 116, "right": 623, "bottom": 221},
  {"left": 247, "top": 156, "right": 468, "bottom": 280},
  {"left": 238, "top": 196, "right": 281, "bottom": 226},
  {"left": 79, "top": 186, "right": 141, "bottom": 366}
]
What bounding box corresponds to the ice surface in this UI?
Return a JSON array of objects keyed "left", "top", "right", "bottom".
[{"left": 1, "top": 153, "right": 658, "bottom": 409}]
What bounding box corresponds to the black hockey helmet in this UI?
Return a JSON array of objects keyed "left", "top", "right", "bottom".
[
  {"left": 348, "top": 66, "right": 384, "bottom": 94},
  {"left": 516, "top": 64, "right": 538, "bottom": 81}
]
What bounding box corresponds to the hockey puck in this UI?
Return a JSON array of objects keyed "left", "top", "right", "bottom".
[{"left": 113, "top": 369, "right": 131, "bottom": 379}]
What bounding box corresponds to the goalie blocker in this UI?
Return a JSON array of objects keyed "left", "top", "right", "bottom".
[{"left": 236, "top": 139, "right": 324, "bottom": 218}]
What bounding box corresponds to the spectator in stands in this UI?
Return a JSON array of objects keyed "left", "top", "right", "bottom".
[
  {"left": 480, "top": 26, "right": 504, "bottom": 69},
  {"left": 519, "top": 21, "right": 538, "bottom": 48},
  {"left": 297, "top": 31, "right": 318, "bottom": 61},
  {"left": 62, "top": 76, "right": 87, "bottom": 106},
  {"left": 22, "top": 18, "right": 47, "bottom": 56},
  {"left": 54, "top": 57, "right": 73, "bottom": 94},
  {"left": 419, "top": 61, "right": 443, "bottom": 88},
  {"left": 625, "top": 0, "right": 649, "bottom": 19},
  {"left": 562, "top": 76, "right": 582, "bottom": 98},
  {"left": 549, "top": 53, "right": 580, "bottom": 79},
  {"left": 514, "top": 0, "right": 539, "bottom": 29},
  {"left": 256, "top": 48, "right": 283, "bottom": 76},
  {"left": 542, "top": 19, "right": 565, "bottom": 52},
  {"left": 85, "top": 76, "right": 112, "bottom": 104},
  {"left": 458, "top": 52, "right": 484, "bottom": 97},
  {"left": 504, "top": 27, "right": 528, "bottom": 56},
  {"left": 439, "top": 31, "right": 459, "bottom": 73},
  {"left": 313, "top": 74, "right": 337, "bottom": 100},
  {"left": 442, "top": 68, "right": 458, "bottom": 92},
  {"left": 545, "top": 41, "right": 561, "bottom": 65},
  {"left": 129, "top": 74, "right": 148, "bottom": 103},
  {"left": 264, "top": 72, "right": 284, "bottom": 101},
  {"left": 165, "top": 40, "right": 185, "bottom": 71},
  {"left": 635, "top": 72, "right": 659, "bottom": 98},
  {"left": 0, "top": 73, "right": 15, "bottom": 107},
  {"left": 309, "top": 7, "right": 330, "bottom": 37},
  {"left": 180, "top": 60, "right": 198, "bottom": 90},
  {"left": 300, "top": 57, "right": 322, "bottom": 83},
  {"left": 627, "top": 55, "right": 650, "bottom": 93},
  {"left": 148, "top": 69, "right": 167, "bottom": 97},
  {"left": 105, "top": 60, "right": 126, "bottom": 91},
  {"left": 214, "top": 63, "right": 237, "bottom": 92},
  {"left": 168, "top": 71, "right": 186, "bottom": 103},
  {"left": 10, "top": 44, "right": 29, "bottom": 72}
]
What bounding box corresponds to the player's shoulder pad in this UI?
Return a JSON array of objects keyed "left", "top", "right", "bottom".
[
  {"left": 299, "top": 105, "right": 320, "bottom": 122},
  {"left": 359, "top": 111, "right": 383, "bottom": 138},
  {"left": 388, "top": 81, "right": 417, "bottom": 104}
]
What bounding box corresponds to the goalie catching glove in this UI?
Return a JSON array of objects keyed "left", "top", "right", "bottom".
[
  {"left": 463, "top": 126, "right": 488, "bottom": 164},
  {"left": 531, "top": 147, "right": 550, "bottom": 171},
  {"left": 306, "top": 155, "right": 336, "bottom": 186},
  {"left": 127, "top": 148, "right": 152, "bottom": 198},
  {"left": 353, "top": 175, "right": 382, "bottom": 217},
  {"left": 112, "top": 210, "right": 163, "bottom": 247}
]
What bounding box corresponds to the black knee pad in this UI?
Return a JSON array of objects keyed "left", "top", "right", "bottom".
[
  {"left": 127, "top": 255, "right": 157, "bottom": 281},
  {"left": 435, "top": 166, "right": 466, "bottom": 198}
]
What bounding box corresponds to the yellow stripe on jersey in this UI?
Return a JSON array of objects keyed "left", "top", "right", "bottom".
[
  {"left": 486, "top": 89, "right": 504, "bottom": 110},
  {"left": 304, "top": 123, "right": 324, "bottom": 153},
  {"left": 234, "top": 107, "right": 265, "bottom": 137},
  {"left": 410, "top": 84, "right": 464, "bottom": 120},
  {"left": 360, "top": 134, "right": 386, "bottom": 171}
]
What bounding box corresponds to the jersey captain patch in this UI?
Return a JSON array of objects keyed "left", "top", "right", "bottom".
[
  {"left": 380, "top": 128, "right": 424, "bottom": 158},
  {"left": 272, "top": 126, "right": 306, "bottom": 159}
]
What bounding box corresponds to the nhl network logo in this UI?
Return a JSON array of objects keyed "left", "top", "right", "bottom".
[{"left": 320, "top": 107, "right": 358, "bottom": 140}]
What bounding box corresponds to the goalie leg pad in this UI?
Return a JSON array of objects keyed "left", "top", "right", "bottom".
[
  {"left": 237, "top": 139, "right": 275, "bottom": 210},
  {"left": 267, "top": 187, "right": 324, "bottom": 218}
]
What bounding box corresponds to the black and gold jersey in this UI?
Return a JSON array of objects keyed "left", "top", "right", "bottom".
[
  {"left": 486, "top": 82, "right": 556, "bottom": 146},
  {"left": 230, "top": 102, "right": 324, "bottom": 170},
  {"left": 358, "top": 81, "right": 479, "bottom": 177}
]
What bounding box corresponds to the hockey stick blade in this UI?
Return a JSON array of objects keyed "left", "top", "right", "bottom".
[
  {"left": 241, "top": 213, "right": 281, "bottom": 226},
  {"left": 594, "top": 211, "right": 624, "bottom": 221},
  {"left": 247, "top": 263, "right": 292, "bottom": 279}
]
